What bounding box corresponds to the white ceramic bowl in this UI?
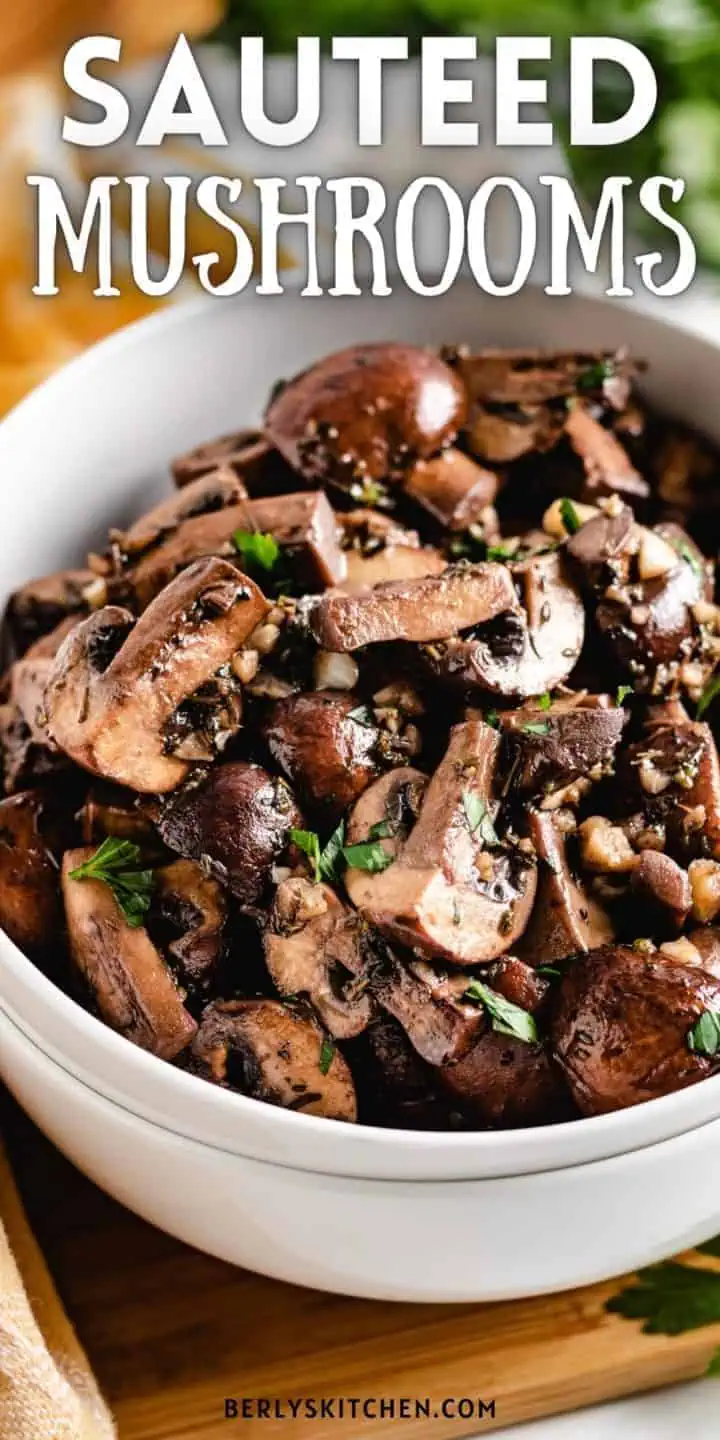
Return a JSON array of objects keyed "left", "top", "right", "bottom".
[{"left": 1, "top": 286, "right": 720, "bottom": 1302}]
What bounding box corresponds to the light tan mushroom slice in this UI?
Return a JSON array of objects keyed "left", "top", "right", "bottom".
[
  {"left": 265, "top": 878, "right": 372, "bottom": 1040},
  {"left": 519, "top": 811, "right": 613, "bottom": 965},
  {"left": 62, "top": 848, "right": 197, "bottom": 1060},
  {"left": 427, "top": 551, "right": 585, "bottom": 699},
  {"left": 112, "top": 467, "right": 248, "bottom": 559},
  {"left": 191, "top": 999, "right": 357, "bottom": 1121},
  {"left": 342, "top": 543, "right": 446, "bottom": 593},
  {"left": 310, "top": 562, "right": 518, "bottom": 652},
  {"left": 45, "top": 557, "right": 269, "bottom": 793},
  {"left": 345, "top": 723, "right": 537, "bottom": 965}
]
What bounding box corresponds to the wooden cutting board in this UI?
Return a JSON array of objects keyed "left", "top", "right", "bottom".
[{"left": 4, "top": 1098, "right": 720, "bottom": 1440}]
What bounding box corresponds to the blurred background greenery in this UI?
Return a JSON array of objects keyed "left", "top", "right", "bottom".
[{"left": 217, "top": 0, "right": 720, "bottom": 269}]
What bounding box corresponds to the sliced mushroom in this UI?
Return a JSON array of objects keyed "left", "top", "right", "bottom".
[
  {"left": 61, "top": 847, "right": 197, "bottom": 1060},
  {"left": 155, "top": 761, "right": 301, "bottom": 905},
  {"left": 519, "top": 810, "right": 613, "bottom": 964},
  {"left": 128, "top": 490, "right": 345, "bottom": 607},
  {"left": 0, "top": 655, "right": 68, "bottom": 794},
  {"left": 265, "top": 343, "right": 467, "bottom": 489},
  {"left": 4, "top": 568, "right": 93, "bottom": 658},
  {"left": 345, "top": 722, "right": 537, "bottom": 964},
  {"left": 79, "top": 785, "right": 163, "bottom": 851},
  {"left": 262, "top": 692, "right": 380, "bottom": 824},
  {"left": 45, "top": 558, "right": 269, "bottom": 793},
  {"left": 500, "top": 693, "right": 626, "bottom": 800},
  {"left": 425, "top": 551, "right": 585, "bottom": 699},
  {"left": 310, "top": 561, "right": 518, "bottom": 652},
  {"left": 595, "top": 523, "right": 711, "bottom": 682},
  {"left": 630, "top": 851, "right": 691, "bottom": 933},
  {"left": 171, "top": 429, "right": 298, "bottom": 494},
  {"left": 485, "top": 954, "right": 550, "bottom": 1012},
  {"left": 403, "top": 449, "right": 499, "bottom": 531},
  {"left": 620, "top": 714, "right": 720, "bottom": 862},
  {"left": 340, "top": 942, "right": 484, "bottom": 1067},
  {"left": 0, "top": 790, "right": 65, "bottom": 960},
  {"left": 565, "top": 501, "right": 636, "bottom": 595},
  {"left": 265, "top": 878, "right": 372, "bottom": 1039},
  {"left": 152, "top": 858, "right": 227, "bottom": 999},
  {"left": 337, "top": 509, "right": 445, "bottom": 593},
  {"left": 564, "top": 404, "right": 648, "bottom": 503},
  {"left": 550, "top": 944, "right": 720, "bottom": 1115},
  {"left": 110, "top": 468, "right": 247, "bottom": 562},
  {"left": 191, "top": 999, "right": 357, "bottom": 1121}
]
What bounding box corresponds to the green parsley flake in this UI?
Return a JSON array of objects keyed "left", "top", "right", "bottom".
[
  {"left": 68, "top": 837, "right": 155, "bottom": 929},
  {"left": 462, "top": 791, "right": 499, "bottom": 848},
  {"left": 559, "top": 497, "right": 581, "bottom": 536},
  {"left": 464, "top": 979, "right": 538, "bottom": 1045},
  {"left": 688, "top": 1010, "right": 720, "bottom": 1058},
  {"left": 232, "top": 529, "right": 280, "bottom": 572},
  {"left": 697, "top": 670, "right": 720, "bottom": 722},
  {"left": 319, "top": 1038, "right": 335, "bottom": 1076},
  {"left": 616, "top": 684, "right": 633, "bottom": 706}
]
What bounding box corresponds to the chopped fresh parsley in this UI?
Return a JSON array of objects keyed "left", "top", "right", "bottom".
[
  {"left": 68, "top": 837, "right": 155, "bottom": 929},
  {"left": 290, "top": 828, "right": 322, "bottom": 882},
  {"left": 688, "top": 1010, "right": 720, "bottom": 1058},
  {"left": 537, "top": 692, "right": 552, "bottom": 711},
  {"left": 462, "top": 791, "right": 499, "bottom": 848},
  {"left": 559, "top": 497, "right": 581, "bottom": 535},
  {"left": 484, "top": 709, "right": 500, "bottom": 729},
  {"left": 536, "top": 965, "right": 562, "bottom": 980},
  {"left": 616, "top": 684, "right": 634, "bottom": 706},
  {"left": 319, "top": 1038, "right": 336, "bottom": 1076},
  {"left": 341, "top": 838, "right": 393, "bottom": 873},
  {"left": 577, "top": 358, "right": 615, "bottom": 391},
  {"left": 697, "top": 670, "right": 720, "bottom": 722},
  {"left": 608, "top": 1258, "right": 720, "bottom": 1336},
  {"left": 232, "top": 529, "right": 280, "bottom": 572},
  {"left": 486, "top": 544, "right": 515, "bottom": 562},
  {"left": 464, "top": 979, "right": 538, "bottom": 1045},
  {"left": 368, "top": 820, "right": 394, "bottom": 840},
  {"left": 521, "top": 721, "right": 551, "bottom": 736}
]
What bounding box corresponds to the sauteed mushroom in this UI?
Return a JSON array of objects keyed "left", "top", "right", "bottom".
[
  {"left": 263, "top": 692, "right": 380, "bottom": 823},
  {"left": 310, "top": 561, "right": 517, "bottom": 652},
  {"left": 519, "top": 811, "right": 613, "bottom": 963},
  {"left": 191, "top": 999, "right": 357, "bottom": 1121},
  {"left": 265, "top": 878, "right": 372, "bottom": 1039},
  {"left": 0, "top": 790, "right": 65, "bottom": 960},
  {"left": 45, "top": 558, "right": 268, "bottom": 793},
  {"left": 172, "top": 428, "right": 297, "bottom": 495},
  {"left": 4, "top": 568, "right": 93, "bottom": 658}
]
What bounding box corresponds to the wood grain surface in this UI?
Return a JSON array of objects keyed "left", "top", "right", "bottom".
[{"left": 3, "top": 1097, "right": 719, "bottom": 1440}]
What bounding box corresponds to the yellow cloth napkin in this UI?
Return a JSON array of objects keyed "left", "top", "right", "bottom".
[{"left": 0, "top": 1139, "right": 115, "bottom": 1439}]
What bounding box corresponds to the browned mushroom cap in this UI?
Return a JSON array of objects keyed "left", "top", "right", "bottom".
[
  {"left": 337, "top": 508, "right": 445, "bottom": 593},
  {"left": 564, "top": 404, "right": 649, "bottom": 503},
  {"left": 61, "top": 847, "right": 197, "bottom": 1060},
  {"left": 110, "top": 468, "right": 248, "bottom": 561},
  {"left": 345, "top": 722, "right": 537, "bottom": 965},
  {"left": 500, "top": 693, "right": 626, "bottom": 800},
  {"left": 155, "top": 761, "right": 301, "bottom": 905},
  {"left": 565, "top": 501, "right": 636, "bottom": 594},
  {"left": 191, "top": 999, "right": 357, "bottom": 1121},
  {"left": 403, "top": 449, "right": 499, "bottom": 531},
  {"left": 4, "top": 568, "right": 93, "bottom": 657},
  {"left": 595, "top": 523, "right": 711, "bottom": 681},
  {"left": 630, "top": 851, "right": 691, "bottom": 932},
  {"left": 153, "top": 859, "right": 227, "bottom": 997},
  {"left": 425, "top": 551, "right": 585, "bottom": 699},
  {"left": 171, "top": 429, "right": 298, "bottom": 495},
  {"left": 550, "top": 944, "right": 720, "bottom": 1115},
  {"left": 454, "top": 348, "right": 638, "bottom": 465},
  {"left": 262, "top": 692, "right": 380, "bottom": 824},
  {"left": 45, "top": 558, "right": 269, "bottom": 793},
  {"left": 128, "top": 490, "right": 345, "bottom": 607},
  {"left": 438, "top": 1027, "right": 572, "bottom": 1128},
  {"left": 310, "top": 561, "right": 517, "bottom": 652},
  {"left": 0, "top": 790, "right": 65, "bottom": 960},
  {"left": 620, "top": 714, "right": 720, "bottom": 862},
  {"left": 357, "top": 1015, "right": 453, "bottom": 1129},
  {"left": 265, "top": 878, "right": 372, "bottom": 1039},
  {"left": 519, "top": 811, "right": 613, "bottom": 964},
  {"left": 0, "top": 655, "right": 68, "bottom": 794},
  {"left": 265, "top": 343, "right": 467, "bottom": 489}
]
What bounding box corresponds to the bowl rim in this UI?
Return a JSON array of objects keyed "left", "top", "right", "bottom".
[{"left": 2, "top": 281, "right": 720, "bottom": 1182}]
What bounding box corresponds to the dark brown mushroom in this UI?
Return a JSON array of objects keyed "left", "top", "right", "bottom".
[
  {"left": 500, "top": 692, "right": 626, "bottom": 800},
  {"left": 61, "top": 847, "right": 197, "bottom": 1060},
  {"left": 342, "top": 944, "right": 484, "bottom": 1067},
  {"left": 425, "top": 551, "right": 585, "bottom": 699},
  {"left": 265, "top": 343, "right": 467, "bottom": 492},
  {"left": 171, "top": 429, "right": 298, "bottom": 495},
  {"left": 152, "top": 858, "right": 227, "bottom": 999},
  {"left": 191, "top": 998, "right": 357, "bottom": 1121},
  {"left": 155, "top": 761, "right": 301, "bottom": 905},
  {"left": 110, "top": 468, "right": 247, "bottom": 562},
  {"left": 403, "top": 448, "right": 499, "bottom": 531},
  {"left": 519, "top": 810, "right": 614, "bottom": 964},
  {"left": 310, "top": 561, "right": 517, "bottom": 652},
  {"left": 564, "top": 404, "right": 648, "bottom": 503},
  {"left": 565, "top": 501, "right": 636, "bottom": 595},
  {"left": 0, "top": 655, "right": 68, "bottom": 793},
  {"left": 0, "top": 790, "right": 66, "bottom": 961},
  {"left": 4, "top": 568, "right": 93, "bottom": 658},
  {"left": 630, "top": 851, "right": 691, "bottom": 933},
  {"left": 45, "top": 558, "right": 269, "bottom": 793},
  {"left": 265, "top": 878, "right": 372, "bottom": 1039},
  {"left": 550, "top": 944, "right": 720, "bottom": 1115},
  {"left": 354, "top": 1015, "right": 454, "bottom": 1129},
  {"left": 262, "top": 691, "right": 380, "bottom": 824},
  {"left": 619, "top": 713, "right": 720, "bottom": 863},
  {"left": 438, "top": 1032, "right": 571, "bottom": 1128},
  {"left": 595, "top": 523, "right": 711, "bottom": 681},
  {"left": 345, "top": 722, "right": 537, "bottom": 964},
  {"left": 79, "top": 784, "right": 163, "bottom": 850}
]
